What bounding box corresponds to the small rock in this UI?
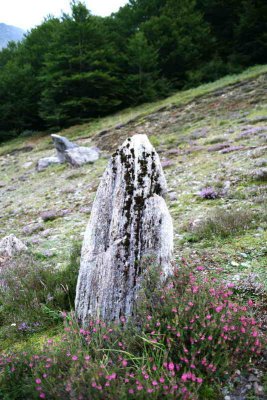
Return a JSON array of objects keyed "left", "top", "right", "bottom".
[
  {"left": 0, "top": 181, "right": 6, "bottom": 188},
  {"left": 248, "top": 374, "right": 259, "bottom": 383},
  {"left": 41, "top": 229, "right": 53, "bottom": 237},
  {"left": 208, "top": 143, "right": 230, "bottom": 152},
  {"left": 23, "top": 161, "right": 33, "bottom": 168},
  {"left": 7, "top": 186, "right": 17, "bottom": 192},
  {"left": 0, "top": 234, "right": 28, "bottom": 257},
  {"left": 169, "top": 192, "right": 178, "bottom": 201},
  {"left": 23, "top": 223, "right": 44, "bottom": 235},
  {"left": 80, "top": 206, "right": 92, "bottom": 214},
  {"left": 37, "top": 156, "right": 61, "bottom": 172},
  {"left": 224, "top": 396, "right": 231, "bottom": 400},
  {"left": 161, "top": 159, "right": 175, "bottom": 169},
  {"left": 40, "top": 209, "right": 70, "bottom": 222},
  {"left": 254, "top": 382, "right": 264, "bottom": 396},
  {"left": 221, "top": 145, "right": 244, "bottom": 154}
]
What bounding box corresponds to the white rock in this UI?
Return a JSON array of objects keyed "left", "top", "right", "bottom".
[
  {"left": 75, "top": 134, "right": 173, "bottom": 325},
  {"left": 0, "top": 234, "right": 28, "bottom": 257},
  {"left": 65, "top": 146, "right": 99, "bottom": 166},
  {"left": 36, "top": 156, "right": 61, "bottom": 172}
]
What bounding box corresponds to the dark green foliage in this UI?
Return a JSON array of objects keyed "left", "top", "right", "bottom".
[{"left": 0, "top": 0, "right": 266, "bottom": 141}]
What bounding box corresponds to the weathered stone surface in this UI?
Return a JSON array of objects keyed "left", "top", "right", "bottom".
[
  {"left": 0, "top": 234, "right": 27, "bottom": 257},
  {"left": 51, "top": 134, "right": 78, "bottom": 162},
  {"left": 75, "top": 134, "right": 173, "bottom": 325},
  {"left": 65, "top": 146, "right": 99, "bottom": 167},
  {"left": 37, "top": 156, "right": 61, "bottom": 172},
  {"left": 23, "top": 223, "right": 44, "bottom": 235},
  {"left": 40, "top": 209, "right": 70, "bottom": 222}
]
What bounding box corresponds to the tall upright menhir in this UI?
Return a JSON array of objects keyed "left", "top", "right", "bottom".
[{"left": 75, "top": 134, "right": 173, "bottom": 325}]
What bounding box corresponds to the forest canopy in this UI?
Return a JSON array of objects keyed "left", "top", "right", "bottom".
[{"left": 0, "top": 0, "right": 266, "bottom": 141}]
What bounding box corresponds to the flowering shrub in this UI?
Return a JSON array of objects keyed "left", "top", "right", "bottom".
[{"left": 0, "top": 263, "right": 264, "bottom": 400}]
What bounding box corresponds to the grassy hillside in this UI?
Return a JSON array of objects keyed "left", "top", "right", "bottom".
[
  {"left": 1, "top": 64, "right": 266, "bottom": 276},
  {"left": 0, "top": 65, "right": 266, "bottom": 399}
]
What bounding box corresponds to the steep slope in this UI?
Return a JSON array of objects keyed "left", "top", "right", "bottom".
[
  {"left": 0, "top": 23, "right": 24, "bottom": 49},
  {"left": 0, "top": 66, "right": 266, "bottom": 289}
]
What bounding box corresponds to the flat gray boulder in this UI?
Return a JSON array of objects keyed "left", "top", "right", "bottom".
[
  {"left": 75, "top": 134, "right": 173, "bottom": 325},
  {"left": 0, "top": 234, "right": 28, "bottom": 257},
  {"left": 65, "top": 146, "right": 99, "bottom": 167},
  {"left": 36, "top": 156, "right": 61, "bottom": 172}
]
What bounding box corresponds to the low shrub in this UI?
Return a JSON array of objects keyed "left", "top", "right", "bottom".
[
  {"left": 0, "top": 242, "right": 81, "bottom": 338},
  {"left": 187, "top": 207, "right": 255, "bottom": 241},
  {"left": 0, "top": 263, "right": 264, "bottom": 400}
]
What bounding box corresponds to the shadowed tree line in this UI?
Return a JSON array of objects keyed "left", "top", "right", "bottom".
[{"left": 0, "top": 0, "right": 266, "bottom": 141}]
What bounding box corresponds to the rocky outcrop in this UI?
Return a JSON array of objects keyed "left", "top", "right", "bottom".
[
  {"left": 65, "top": 146, "right": 100, "bottom": 166},
  {"left": 37, "top": 134, "right": 100, "bottom": 171},
  {"left": 51, "top": 134, "right": 78, "bottom": 163},
  {"left": 75, "top": 134, "right": 173, "bottom": 325},
  {"left": 0, "top": 234, "right": 27, "bottom": 257}
]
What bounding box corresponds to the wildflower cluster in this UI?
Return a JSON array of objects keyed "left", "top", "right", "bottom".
[{"left": 0, "top": 264, "right": 265, "bottom": 399}]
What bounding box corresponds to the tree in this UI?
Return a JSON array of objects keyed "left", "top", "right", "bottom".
[
  {"left": 124, "top": 31, "right": 168, "bottom": 104},
  {"left": 39, "top": 2, "right": 122, "bottom": 129}
]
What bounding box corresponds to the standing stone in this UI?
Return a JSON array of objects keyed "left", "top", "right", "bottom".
[
  {"left": 51, "top": 134, "right": 78, "bottom": 162},
  {"left": 75, "top": 134, "right": 173, "bottom": 325}
]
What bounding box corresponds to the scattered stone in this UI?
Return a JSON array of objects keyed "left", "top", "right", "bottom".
[
  {"left": 40, "top": 209, "right": 70, "bottom": 222},
  {"left": 51, "top": 134, "right": 78, "bottom": 162},
  {"left": 22, "top": 161, "right": 33, "bottom": 168},
  {"left": 251, "top": 168, "right": 267, "bottom": 181},
  {"left": 79, "top": 206, "right": 92, "bottom": 214},
  {"left": 23, "top": 223, "right": 44, "bottom": 235},
  {"left": 165, "top": 149, "right": 182, "bottom": 156},
  {"left": 169, "top": 192, "right": 178, "bottom": 201},
  {"left": 40, "top": 229, "right": 53, "bottom": 238},
  {"left": 189, "top": 127, "right": 208, "bottom": 140},
  {"left": 37, "top": 156, "right": 61, "bottom": 172},
  {"left": 221, "top": 145, "right": 244, "bottom": 154},
  {"left": 208, "top": 143, "right": 230, "bottom": 152},
  {"left": 0, "top": 234, "right": 27, "bottom": 257},
  {"left": 185, "top": 145, "right": 206, "bottom": 154},
  {"left": 75, "top": 134, "right": 173, "bottom": 325},
  {"left": 65, "top": 146, "right": 100, "bottom": 167},
  {"left": 248, "top": 374, "right": 259, "bottom": 383},
  {"left": 255, "top": 159, "right": 267, "bottom": 167},
  {"left": 7, "top": 186, "right": 17, "bottom": 192},
  {"left": 253, "top": 382, "right": 264, "bottom": 396},
  {"left": 161, "top": 159, "right": 175, "bottom": 168},
  {"left": 18, "top": 175, "right": 28, "bottom": 182},
  {"left": 0, "top": 181, "right": 6, "bottom": 188}
]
